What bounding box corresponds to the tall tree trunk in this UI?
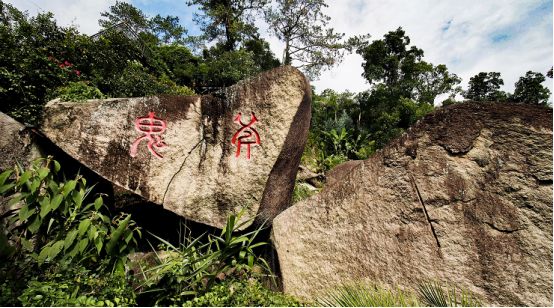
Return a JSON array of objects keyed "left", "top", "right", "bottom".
[
  {"left": 284, "top": 37, "right": 291, "bottom": 65},
  {"left": 224, "top": 17, "right": 235, "bottom": 51}
]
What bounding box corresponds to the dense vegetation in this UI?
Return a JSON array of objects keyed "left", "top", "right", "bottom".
[
  {"left": 0, "top": 0, "right": 551, "bottom": 306},
  {"left": 0, "top": 158, "right": 303, "bottom": 306}
]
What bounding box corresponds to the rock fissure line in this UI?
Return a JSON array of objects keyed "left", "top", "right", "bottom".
[
  {"left": 483, "top": 221, "right": 523, "bottom": 233},
  {"left": 531, "top": 174, "right": 553, "bottom": 186},
  {"left": 162, "top": 139, "right": 203, "bottom": 204},
  {"left": 410, "top": 175, "right": 442, "bottom": 250}
]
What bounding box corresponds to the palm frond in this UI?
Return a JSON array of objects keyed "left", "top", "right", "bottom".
[{"left": 417, "top": 281, "right": 482, "bottom": 307}]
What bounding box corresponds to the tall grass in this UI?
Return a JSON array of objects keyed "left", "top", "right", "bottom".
[
  {"left": 134, "top": 210, "right": 273, "bottom": 306},
  {"left": 417, "top": 281, "right": 482, "bottom": 307},
  {"left": 317, "top": 282, "right": 420, "bottom": 307},
  {"left": 317, "top": 281, "right": 483, "bottom": 307}
]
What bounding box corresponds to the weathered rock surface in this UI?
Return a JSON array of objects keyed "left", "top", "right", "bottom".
[
  {"left": 324, "top": 160, "right": 362, "bottom": 189},
  {"left": 296, "top": 165, "right": 325, "bottom": 188},
  {"left": 0, "top": 112, "right": 42, "bottom": 171},
  {"left": 272, "top": 103, "right": 552, "bottom": 306},
  {"left": 41, "top": 66, "right": 311, "bottom": 228}
]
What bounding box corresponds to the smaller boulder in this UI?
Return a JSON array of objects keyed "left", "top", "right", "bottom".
[{"left": 0, "top": 112, "right": 42, "bottom": 171}]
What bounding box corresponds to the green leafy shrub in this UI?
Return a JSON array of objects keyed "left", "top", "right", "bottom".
[
  {"left": 184, "top": 277, "right": 304, "bottom": 307},
  {"left": 18, "top": 263, "right": 136, "bottom": 307},
  {"left": 137, "top": 211, "right": 272, "bottom": 306},
  {"left": 202, "top": 49, "right": 259, "bottom": 87},
  {"left": 0, "top": 157, "right": 141, "bottom": 305},
  {"left": 0, "top": 3, "right": 85, "bottom": 124},
  {"left": 353, "top": 140, "right": 376, "bottom": 160},
  {"left": 166, "top": 84, "right": 196, "bottom": 96},
  {"left": 323, "top": 153, "right": 349, "bottom": 171},
  {"left": 157, "top": 74, "right": 196, "bottom": 96},
  {"left": 317, "top": 282, "right": 420, "bottom": 307},
  {"left": 106, "top": 60, "right": 165, "bottom": 98},
  {"left": 417, "top": 281, "right": 482, "bottom": 307},
  {"left": 53, "top": 81, "right": 106, "bottom": 101},
  {"left": 0, "top": 280, "right": 20, "bottom": 306},
  {"left": 292, "top": 181, "right": 318, "bottom": 203},
  {"left": 0, "top": 157, "right": 140, "bottom": 273}
]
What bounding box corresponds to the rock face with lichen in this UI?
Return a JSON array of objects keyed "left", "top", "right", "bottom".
[
  {"left": 272, "top": 103, "right": 552, "bottom": 306},
  {"left": 0, "top": 112, "right": 42, "bottom": 171},
  {"left": 40, "top": 66, "right": 311, "bottom": 229}
]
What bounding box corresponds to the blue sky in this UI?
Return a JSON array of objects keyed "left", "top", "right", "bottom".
[
  {"left": 131, "top": 0, "right": 202, "bottom": 36},
  {"left": 8, "top": 0, "right": 554, "bottom": 102}
]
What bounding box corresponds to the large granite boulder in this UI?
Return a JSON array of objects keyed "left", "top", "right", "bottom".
[
  {"left": 41, "top": 66, "right": 311, "bottom": 228},
  {"left": 272, "top": 103, "right": 552, "bottom": 306}
]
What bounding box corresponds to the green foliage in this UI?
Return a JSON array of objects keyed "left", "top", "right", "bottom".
[
  {"left": 0, "top": 1, "right": 280, "bottom": 123},
  {"left": 53, "top": 81, "right": 106, "bottom": 101},
  {"left": 356, "top": 27, "right": 461, "bottom": 103},
  {"left": 184, "top": 276, "right": 304, "bottom": 307},
  {"left": 441, "top": 97, "right": 460, "bottom": 107},
  {"left": 292, "top": 181, "right": 318, "bottom": 203},
  {"left": 317, "top": 281, "right": 483, "bottom": 307},
  {"left": 0, "top": 279, "right": 20, "bottom": 306},
  {"left": 511, "top": 71, "right": 551, "bottom": 105},
  {"left": 356, "top": 86, "right": 435, "bottom": 149},
  {"left": 322, "top": 153, "right": 349, "bottom": 170},
  {"left": 156, "top": 45, "right": 200, "bottom": 86},
  {"left": 265, "top": 0, "right": 358, "bottom": 79},
  {"left": 0, "top": 2, "right": 84, "bottom": 124},
  {"left": 99, "top": 1, "right": 150, "bottom": 34},
  {"left": 0, "top": 157, "right": 140, "bottom": 305},
  {"left": 303, "top": 89, "right": 372, "bottom": 172},
  {"left": 317, "top": 282, "right": 420, "bottom": 307},
  {"left": 108, "top": 60, "right": 165, "bottom": 97},
  {"left": 417, "top": 281, "right": 482, "bottom": 307},
  {"left": 243, "top": 38, "right": 281, "bottom": 70},
  {"left": 201, "top": 48, "right": 261, "bottom": 87},
  {"left": 0, "top": 157, "right": 140, "bottom": 273},
  {"left": 189, "top": 0, "right": 268, "bottom": 51},
  {"left": 463, "top": 72, "right": 507, "bottom": 102},
  {"left": 342, "top": 27, "right": 459, "bottom": 150},
  {"left": 137, "top": 211, "right": 272, "bottom": 306},
  {"left": 165, "top": 84, "right": 197, "bottom": 96},
  {"left": 301, "top": 28, "right": 457, "bottom": 176},
  {"left": 18, "top": 263, "right": 136, "bottom": 307}
]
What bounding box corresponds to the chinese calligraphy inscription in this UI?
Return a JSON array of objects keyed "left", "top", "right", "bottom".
[
  {"left": 130, "top": 111, "right": 167, "bottom": 159},
  {"left": 231, "top": 112, "right": 260, "bottom": 159}
]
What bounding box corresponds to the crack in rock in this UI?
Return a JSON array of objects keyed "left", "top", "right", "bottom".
[
  {"left": 410, "top": 174, "right": 442, "bottom": 251},
  {"left": 162, "top": 139, "right": 203, "bottom": 204},
  {"left": 484, "top": 221, "right": 523, "bottom": 234}
]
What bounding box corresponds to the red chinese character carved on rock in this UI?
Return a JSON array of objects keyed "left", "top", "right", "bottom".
[
  {"left": 231, "top": 112, "right": 260, "bottom": 159},
  {"left": 130, "top": 111, "right": 167, "bottom": 159}
]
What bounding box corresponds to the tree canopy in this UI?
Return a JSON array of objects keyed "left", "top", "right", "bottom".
[
  {"left": 264, "top": 0, "right": 364, "bottom": 79},
  {"left": 511, "top": 71, "right": 551, "bottom": 105},
  {"left": 188, "top": 0, "right": 268, "bottom": 51},
  {"left": 463, "top": 72, "right": 508, "bottom": 102},
  {"left": 356, "top": 27, "right": 461, "bottom": 104}
]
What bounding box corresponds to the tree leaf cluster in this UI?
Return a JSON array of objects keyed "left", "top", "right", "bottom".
[
  {"left": 463, "top": 70, "right": 551, "bottom": 105},
  {"left": 189, "top": 0, "right": 269, "bottom": 51},
  {"left": 265, "top": 0, "right": 360, "bottom": 79},
  {"left": 0, "top": 157, "right": 141, "bottom": 274}
]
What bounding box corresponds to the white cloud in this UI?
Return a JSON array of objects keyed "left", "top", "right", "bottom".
[
  {"left": 6, "top": 0, "right": 119, "bottom": 34},
  {"left": 294, "top": 0, "right": 553, "bottom": 100}
]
